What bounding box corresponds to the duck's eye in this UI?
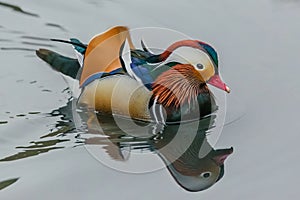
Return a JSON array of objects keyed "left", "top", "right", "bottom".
[
  {"left": 200, "top": 172, "right": 212, "bottom": 178},
  {"left": 196, "top": 63, "right": 204, "bottom": 69}
]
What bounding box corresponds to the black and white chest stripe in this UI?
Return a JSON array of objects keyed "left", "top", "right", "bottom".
[{"left": 149, "top": 96, "right": 167, "bottom": 134}]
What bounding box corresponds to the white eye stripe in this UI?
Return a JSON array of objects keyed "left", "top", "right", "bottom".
[
  {"left": 150, "top": 46, "right": 214, "bottom": 74},
  {"left": 166, "top": 47, "right": 198, "bottom": 63},
  {"left": 168, "top": 47, "right": 213, "bottom": 65}
]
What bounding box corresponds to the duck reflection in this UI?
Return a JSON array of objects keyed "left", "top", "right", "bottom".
[
  {"left": 0, "top": 97, "right": 233, "bottom": 192},
  {"left": 82, "top": 110, "right": 233, "bottom": 192}
]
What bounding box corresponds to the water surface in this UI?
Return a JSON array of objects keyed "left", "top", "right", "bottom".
[{"left": 0, "top": 0, "right": 300, "bottom": 199}]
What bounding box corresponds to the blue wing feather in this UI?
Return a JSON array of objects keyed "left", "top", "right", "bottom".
[{"left": 130, "top": 63, "right": 154, "bottom": 89}]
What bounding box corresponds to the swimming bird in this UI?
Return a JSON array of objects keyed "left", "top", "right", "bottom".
[
  {"left": 36, "top": 26, "right": 233, "bottom": 191},
  {"left": 36, "top": 26, "right": 230, "bottom": 124}
]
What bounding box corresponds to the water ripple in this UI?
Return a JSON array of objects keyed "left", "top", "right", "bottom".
[
  {"left": 0, "top": 178, "right": 19, "bottom": 190},
  {"left": 45, "top": 23, "right": 68, "bottom": 32},
  {"left": 0, "top": 1, "right": 39, "bottom": 17},
  {"left": 0, "top": 47, "right": 36, "bottom": 51},
  {"left": 22, "top": 41, "right": 55, "bottom": 47},
  {"left": 21, "top": 36, "right": 51, "bottom": 41}
]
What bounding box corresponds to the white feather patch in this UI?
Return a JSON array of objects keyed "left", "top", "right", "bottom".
[
  {"left": 121, "top": 39, "right": 143, "bottom": 83},
  {"left": 73, "top": 49, "right": 84, "bottom": 67}
]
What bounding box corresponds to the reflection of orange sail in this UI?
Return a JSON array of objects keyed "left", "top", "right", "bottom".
[{"left": 80, "top": 26, "right": 135, "bottom": 87}]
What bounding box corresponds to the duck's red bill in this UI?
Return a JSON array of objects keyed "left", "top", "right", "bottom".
[{"left": 207, "top": 75, "right": 230, "bottom": 93}]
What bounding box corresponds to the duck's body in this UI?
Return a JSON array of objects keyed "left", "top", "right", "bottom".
[
  {"left": 78, "top": 74, "right": 152, "bottom": 121},
  {"left": 78, "top": 74, "right": 216, "bottom": 122},
  {"left": 36, "top": 26, "right": 229, "bottom": 123}
]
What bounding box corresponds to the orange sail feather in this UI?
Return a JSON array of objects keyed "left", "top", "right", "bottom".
[{"left": 80, "top": 26, "right": 135, "bottom": 86}]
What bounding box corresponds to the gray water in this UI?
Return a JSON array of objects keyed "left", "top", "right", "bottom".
[{"left": 1, "top": 0, "right": 300, "bottom": 199}]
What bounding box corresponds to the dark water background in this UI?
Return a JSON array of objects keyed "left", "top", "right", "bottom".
[{"left": 0, "top": 0, "right": 300, "bottom": 199}]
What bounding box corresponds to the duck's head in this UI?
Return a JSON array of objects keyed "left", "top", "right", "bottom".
[
  {"left": 165, "top": 147, "right": 233, "bottom": 192},
  {"left": 146, "top": 40, "right": 230, "bottom": 93}
]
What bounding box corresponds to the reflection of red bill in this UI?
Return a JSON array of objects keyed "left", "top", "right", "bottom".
[
  {"left": 212, "top": 147, "right": 233, "bottom": 166},
  {"left": 207, "top": 74, "right": 231, "bottom": 93}
]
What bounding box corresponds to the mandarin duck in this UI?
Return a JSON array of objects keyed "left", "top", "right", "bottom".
[
  {"left": 36, "top": 26, "right": 230, "bottom": 124},
  {"left": 83, "top": 111, "right": 233, "bottom": 192}
]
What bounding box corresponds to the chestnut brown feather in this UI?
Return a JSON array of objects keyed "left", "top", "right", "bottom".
[{"left": 152, "top": 64, "right": 209, "bottom": 108}]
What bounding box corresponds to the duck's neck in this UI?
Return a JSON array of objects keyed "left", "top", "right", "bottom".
[
  {"left": 154, "top": 117, "right": 215, "bottom": 173},
  {"left": 151, "top": 64, "right": 213, "bottom": 120}
]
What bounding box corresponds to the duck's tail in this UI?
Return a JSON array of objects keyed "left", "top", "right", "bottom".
[
  {"left": 36, "top": 38, "right": 87, "bottom": 79},
  {"left": 36, "top": 49, "right": 81, "bottom": 79}
]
